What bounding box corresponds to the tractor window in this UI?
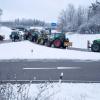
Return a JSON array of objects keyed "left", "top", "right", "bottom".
[
  {"left": 54, "top": 33, "right": 64, "bottom": 38},
  {"left": 11, "top": 32, "right": 18, "bottom": 35}
]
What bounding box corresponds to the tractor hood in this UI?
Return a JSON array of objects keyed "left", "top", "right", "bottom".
[{"left": 93, "top": 39, "right": 100, "bottom": 43}]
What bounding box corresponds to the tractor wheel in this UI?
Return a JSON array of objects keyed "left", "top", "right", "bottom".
[
  {"left": 91, "top": 43, "right": 100, "bottom": 52},
  {"left": 37, "top": 39, "right": 40, "bottom": 44},
  {"left": 40, "top": 39, "right": 44, "bottom": 45},
  {"left": 53, "top": 39, "right": 62, "bottom": 48},
  {"left": 46, "top": 41, "right": 51, "bottom": 47},
  {"left": 28, "top": 36, "right": 33, "bottom": 41},
  {"left": 0, "top": 36, "right": 3, "bottom": 41},
  {"left": 19, "top": 36, "right": 22, "bottom": 41},
  {"left": 12, "top": 39, "right": 14, "bottom": 42},
  {"left": 13, "top": 37, "right": 16, "bottom": 42},
  {"left": 23, "top": 35, "right": 27, "bottom": 40}
]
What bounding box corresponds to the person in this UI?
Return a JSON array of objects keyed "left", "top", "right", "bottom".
[
  {"left": 66, "top": 38, "right": 69, "bottom": 42},
  {"left": 87, "top": 40, "right": 91, "bottom": 49}
]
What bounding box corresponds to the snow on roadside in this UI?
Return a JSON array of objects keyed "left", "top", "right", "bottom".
[
  {"left": 0, "top": 41, "right": 100, "bottom": 60},
  {"left": 66, "top": 33, "right": 100, "bottom": 49},
  {"left": 0, "top": 83, "right": 100, "bottom": 100},
  {"left": 0, "top": 26, "right": 12, "bottom": 40},
  {"left": 53, "top": 83, "right": 100, "bottom": 100},
  {"left": 0, "top": 27, "right": 100, "bottom": 60}
]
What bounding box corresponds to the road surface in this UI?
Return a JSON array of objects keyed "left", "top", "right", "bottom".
[{"left": 0, "top": 59, "right": 100, "bottom": 83}]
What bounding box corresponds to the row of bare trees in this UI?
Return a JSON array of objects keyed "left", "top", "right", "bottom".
[
  {"left": 0, "top": 8, "right": 2, "bottom": 24},
  {"left": 0, "top": 8, "right": 47, "bottom": 28},
  {"left": 58, "top": 0, "right": 100, "bottom": 34},
  {"left": 1, "top": 18, "right": 46, "bottom": 28}
]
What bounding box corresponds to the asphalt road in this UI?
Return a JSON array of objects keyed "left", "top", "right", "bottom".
[{"left": 0, "top": 59, "right": 100, "bottom": 83}]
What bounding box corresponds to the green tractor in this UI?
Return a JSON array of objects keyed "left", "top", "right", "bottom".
[
  {"left": 91, "top": 39, "right": 100, "bottom": 52},
  {"left": 46, "top": 32, "right": 72, "bottom": 48},
  {"left": 10, "top": 31, "right": 22, "bottom": 42},
  {"left": 37, "top": 30, "right": 49, "bottom": 45},
  {"left": 23, "top": 29, "right": 39, "bottom": 42}
]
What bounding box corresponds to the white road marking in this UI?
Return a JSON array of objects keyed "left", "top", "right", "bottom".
[
  {"left": 23, "top": 67, "right": 56, "bottom": 70},
  {"left": 57, "top": 67, "right": 80, "bottom": 69},
  {"left": 23, "top": 67, "right": 80, "bottom": 70}
]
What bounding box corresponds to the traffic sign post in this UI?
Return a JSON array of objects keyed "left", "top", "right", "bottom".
[{"left": 51, "top": 23, "right": 57, "bottom": 29}]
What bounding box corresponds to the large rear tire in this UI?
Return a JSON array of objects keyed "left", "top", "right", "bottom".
[
  {"left": 53, "top": 39, "right": 62, "bottom": 48},
  {"left": 0, "top": 35, "right": 4, "bottom": 41},
  {"left": 91, "top": 43, "right": 100, "bottom": 52},
  {"left": 39, "top": 38, "right": 44, "bottom": 45}
]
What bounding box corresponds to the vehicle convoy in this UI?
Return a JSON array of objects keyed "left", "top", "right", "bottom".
[
  {"left": 46, "top": 32, "right": 72, "bottom": 48},
  {"left": 90, "top": 39, "right": 100, "bottom": 52},
  {"left": 10, "top": 31, "right": 22, "bottom": 42},
  {"left": 23, "top": 29, "right": 39, "bottom": 42}
]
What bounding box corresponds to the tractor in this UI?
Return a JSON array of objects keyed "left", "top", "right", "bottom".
[
  {"left": 10, "top": 31, "right": 22, "bottom": 42},
  {"left": 46, "top": 32, "right": 72, "bottom": 48},
  {"left": 23, "top": 29, "right": 39, "bottom": 42},
  {"left": 37, "top": 30, "right": 49, "bottom": 45},
  {"left": 90, "top": 39, "right": 100, "bottom": 52}
]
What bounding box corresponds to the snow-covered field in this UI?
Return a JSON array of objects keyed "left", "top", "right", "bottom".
[
  {"left": 0, "top": 41, "right": 100, "bottom": 60},
  {"left": 0, "top": 83, "right": 100, "bottom": 100},
  {"left": 66, "top": 32, "right": 100, "bottom": 49},
  {"left": 0, "top": 27, "right": 12, "bottom": 40},
  {"left": 0, "top": 27, "right": 100, "bottom": 60}
]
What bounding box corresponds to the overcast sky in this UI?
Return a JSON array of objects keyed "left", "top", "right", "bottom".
[{"left": 0, "top": 0, "right": 96, "bottom": 22}]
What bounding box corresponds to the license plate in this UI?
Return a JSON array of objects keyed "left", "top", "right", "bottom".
[{"left": 64, "top": 42, "right": 68, "bottom": 46}]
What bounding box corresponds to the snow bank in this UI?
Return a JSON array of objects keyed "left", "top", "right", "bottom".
[
  {"left": 66, "top": 33, "right": 100, "bottom": 48},
  {"left": 0, "top": 27, "right": 100, "bottom": 60},
  {"left": 0, "top": 41, "right": 100, "bottom": 60},
  {"left": 0, "top": 83, "right": 100, "bottom": 100},
  {"left": 0, "top": 26, "right": 12, "bottom": 40}
]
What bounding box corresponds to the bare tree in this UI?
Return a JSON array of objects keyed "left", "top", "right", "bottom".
[
  {"left": 67, "top": 4, "right": 75, "bottom": 23},
  {"left": 58, "top": 4, "right": 76, "bottom": 32},
  {"left": 79, "top": 0, "right": 100, "bottom": 34},
  {"left": 58, "top": 9, "right": 67, "bottom": 31},
  {"left": 0, "top": 8, "right": 2, "bottom": 21},
  {"left": 77, "top": 6, "right": 87, "bottom": 27}
]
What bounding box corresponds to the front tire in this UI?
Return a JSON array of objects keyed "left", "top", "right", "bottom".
[
  {"left": 28, "top": 35, "right": 32, "bottom": 41},
  {"left": 91, "top": 43, "right": 100, "bottom": 52}
]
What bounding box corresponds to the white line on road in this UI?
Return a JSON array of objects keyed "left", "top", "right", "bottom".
[
  {"left": 23, "top": 67, "right": 80, "bottom": 70},
  {"left": 57, "top": 67, "right": 80, "bottom": 69},
  {"left": 23, "top": 67, "right": 56, "bottom": 70}
]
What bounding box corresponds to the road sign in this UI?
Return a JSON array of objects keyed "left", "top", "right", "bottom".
[{"left": 51, "top": 23, "right": 57, "bottom": 26}]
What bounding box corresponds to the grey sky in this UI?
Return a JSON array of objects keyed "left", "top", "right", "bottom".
[{"left": 0, "top": 0, "right": 96, "bottom": 22}]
